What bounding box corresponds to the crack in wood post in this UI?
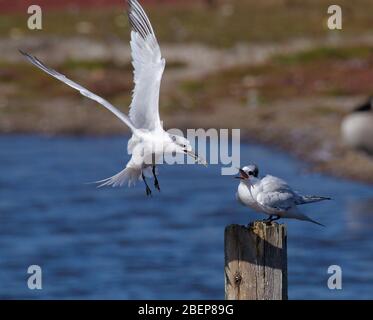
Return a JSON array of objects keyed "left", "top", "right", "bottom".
[{"left": 224, "top": 222, "right": 287, "bottom": 300}]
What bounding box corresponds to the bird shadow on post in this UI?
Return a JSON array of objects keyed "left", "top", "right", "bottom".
[{"left": 224, "top": 222, "right": 288, "bottom": 300}]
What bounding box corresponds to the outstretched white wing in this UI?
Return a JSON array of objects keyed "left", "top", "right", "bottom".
[
  {"left": 19, "top": 50, "right": 136, "bottom": 132},
  {"left": 128, "top": 0, "right": 165, "bottom": 131}
]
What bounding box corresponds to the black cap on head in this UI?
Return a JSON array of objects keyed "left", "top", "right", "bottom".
[{"left": 242, "top": 164, "right": 259, "bottom": 178}]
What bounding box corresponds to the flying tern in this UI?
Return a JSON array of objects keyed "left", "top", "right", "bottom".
[{"left": 20, "top": 0, "right": 206, "bottom": 196}]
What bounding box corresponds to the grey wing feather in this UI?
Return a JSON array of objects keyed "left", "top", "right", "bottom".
[
  {"left": 19, "top": 50, "right": 136, "bottom": 132},
  {"left": 295, "top": 194, "right": 331, "bottom": 205},
  {"left": 128, "top": 0, "right": 155, "bottom": 38},
  {"left": 256, "top": 175, "right": 298, "bottom": 212},
  {"left": 260, "top": 175, "right": 293, "bottom": 192},
  {"left": 257, "top": 191, "right": 296, "bottom": 212}
]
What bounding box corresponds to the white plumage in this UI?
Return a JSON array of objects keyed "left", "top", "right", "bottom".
[
  {"left": 236, "top": 164, "right": 330, "bottom": 226},
  {"left": 20, "top": 0, "right": 205, "bottom": 196},
  {"left": 128, "top": 0, "right": 165, "bottom": 131},
  {"left": 341, "top": 98, "right": 373, "bottom": 155}
]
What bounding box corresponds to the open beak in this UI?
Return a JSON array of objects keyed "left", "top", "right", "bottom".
[
  {"left": 186, "top": 150, "right": 208, "bottom": 166},
  {"left": 235, "top": 168, "right": 249, "bottom": 180}
]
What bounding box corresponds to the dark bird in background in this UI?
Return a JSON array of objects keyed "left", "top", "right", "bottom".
[{"left": 341, "top": 97, "right": 373, "bottom": 156}]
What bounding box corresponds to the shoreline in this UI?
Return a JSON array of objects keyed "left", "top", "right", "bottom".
[
  {"left": 1, "top": 119, "right": 372, "bottom": 185},
  {"left": 2, "top": 36, "right": 373, "bottom": 185}
]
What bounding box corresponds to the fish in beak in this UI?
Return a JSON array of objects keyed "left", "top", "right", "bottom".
[
  {"left": 235, "top": 168, "right": 249, "bottom": 180},
  {"left": 186, "top": 150, "right": 208, "bottom": 166}
]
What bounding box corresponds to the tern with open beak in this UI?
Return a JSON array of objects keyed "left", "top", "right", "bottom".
[{"left": 235, "top": 164, "right": 330, "bottom": 226}]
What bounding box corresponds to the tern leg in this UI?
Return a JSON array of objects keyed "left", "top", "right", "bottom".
[
  {"left": 263, "top": 215, "right": 280, "bottom": 223},
  {"left": 152, "top": 165, "right": 160, "bottom": 191},
  {"left": 142, "top": 171, "right": 152, "bottom": 196},
  {"left": 263, "top": 215, "right": 274, "bottom": 222}
]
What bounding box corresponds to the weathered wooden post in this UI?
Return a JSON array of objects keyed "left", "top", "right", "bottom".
[{"left": 224, "top": 222, "right": 287, "bottom": 300}]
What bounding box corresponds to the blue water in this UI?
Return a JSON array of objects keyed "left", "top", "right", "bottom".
[{"left": 0, "top": 135, "right": 372, "bottom": 299}]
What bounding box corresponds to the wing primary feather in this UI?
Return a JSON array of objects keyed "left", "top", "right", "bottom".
[
  {"left": 129, "top": 12, "right": 148, "bottom": 39},
  {"left": 128, "top": 0, "right": 155, "bottom": 35},
  {"left": 19, "top": 49, "right": 137, "bottom": 132},
  {"left": 130, "top": 5, "right": 151, "bottom": 36},
  {"left": 126, "top": 0, "right": 164, "bottom": 131}
]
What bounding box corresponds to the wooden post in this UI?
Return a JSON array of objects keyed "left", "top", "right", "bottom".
[{"left": 224, "top": 222, "right": 287, "bottom": 300}]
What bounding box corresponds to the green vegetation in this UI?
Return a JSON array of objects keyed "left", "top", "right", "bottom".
[
  {"left": 172, "top": 44, "right": 373, "bottom": 106},
  {"left": 2, "top": 42, "right": 373, "bottom": 115},
  {"left": 274, "top": 46, "right": 373, "bottom": 65},
  {"left": 61, "top": 59, "right": 124, "bottom": 71},
  {"left": 2, "top": 0, "right": 373, "bottom": 47},
  {"left": 2, "top": 0, "right": 373, "bottom": 122}
]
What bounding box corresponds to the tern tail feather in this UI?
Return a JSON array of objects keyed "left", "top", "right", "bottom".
[
  {"left": 298, "top": 195, "right": 331, "bottom": 205},
  {"left": 94, "top": 167, "right": 142, "bottom": 188},
  {"left": 295, "top": 213, "right": 325, "bottom": 227}
]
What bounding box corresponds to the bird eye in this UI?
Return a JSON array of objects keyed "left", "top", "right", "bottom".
[
  {"left": 248, "top": 171, "right": 253, "bottom": 175},
  {"left": 183, "top": 144, "right": 186, "bottom": 148}
]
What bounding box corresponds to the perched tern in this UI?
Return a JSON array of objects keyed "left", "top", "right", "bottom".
[
  {"left": 235, "top": 164, "right": 330, "bottom": 226},
  {"left": 20, "top": 0, "right": 206, "bottom": 196}
]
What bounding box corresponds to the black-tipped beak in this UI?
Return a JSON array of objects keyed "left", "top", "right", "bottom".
[
  {"left": 235, "top": 168, "right": 249, "bottom": 180},
  {"left": 185, "top": 150, "right": 207, "bottom": 166}
]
